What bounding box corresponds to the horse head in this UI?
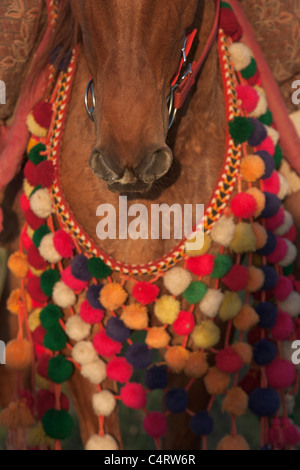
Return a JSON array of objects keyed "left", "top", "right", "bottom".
[{"left": 70, "top": 0, "right": 198, "bottom": 193}]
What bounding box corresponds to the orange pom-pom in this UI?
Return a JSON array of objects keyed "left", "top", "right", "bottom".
[
  {"left": 231, "top": 342, "right": 253, "bottom": 365},
  {"left": 8, "top": 252, "right": 29, "bottom": 278},
  {"left": 233, "top": 304, "right": 259, "bottom": 331},
  {"left": 0, "top": 400, "right": 34, "bottom": 429},
  {"left": 217, "top": 434, "right": 250, "bottom": 450},
  {"left": 204, "top": 367, "right": 230, "bottom": 395},
  {"left": 121, "top": 303, "right": 148, "bottom": 330},
  {"left": 252, "top": 222, "right": 268, "bottom": 250},
  {"left": 164, "top": 346, "right": 189, "bottom": 372},
  {"left": 5, "top": 339, "right": 32, "bottom": 371},
  {"left": 99, "top": 283, "right": 128, "bottom": 310},
  {"left": 184, "top": 351, "right": 209, "bottom": 378},
  {"left": 222, "top": 387, "right": 248, "bottom": 416},
  {"left": 7, "top": 289, "right": 32, "bottom": 315},
  {"left": 246, "top": 188, "right": 266, "bottom": 218},
  {"left": 146, "top": 327, "right": 171, "bottom": 349},
  {"left": 246, "top": 266, "right": 265, "bottom": 292},
  {"left": 240, "top": 154, "right": 265, "bottom": 182}
]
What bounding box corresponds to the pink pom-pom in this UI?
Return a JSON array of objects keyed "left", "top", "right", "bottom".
[
  {"left": 53, "top": 229, "right": 75, "bottom": 258},
  {"left": 186, "top": 254, "right": 215, "bottom": 276},
  {"left": 237, "top": 85, "right": 259, "bottom": 113},
  {"left": 172, "top": 311, "right": 195, "bottom": 336},
  {"left": 262, "top": 171, "right": 280, "bottom": 194},
  {"left": 80, "top": 299, "right": 104, "bottom": 324},
  {"left": 284, "top": 224, "right": 297, "bottom": 242},
  {"left": 271, "top": 311, "right": 293, "bottom": 340},
  {"left": 266, "top": 359, "right": 296, "bottom": 389},
  {"left": 267, "top": 237, "right": 288, "bottom": 264},
  {"left": 256, "top": 136, "right": 275, "bottom": 155},
  {"left": 132, "top": 281, "right": 159, "bottom": 304},
  {"left": 222, "top": 264, "right": 249, "bottom": 291},
  {"left": 269, "top": 418, "right": 284, "bottom": 449},
  {"left": 120, "top": 383, "right": 147, "bottom": 409},
  {"left": 20, "top": 194, "right": 30, "bottom": 213},
  {"left": 106, "top": 357, "right": 133, "bottom": 383},
  {"left": 61, "top": 265, "right": 88, "bottom": 292},
  {"left": 273, "top": 276, "right": 293, "bottom": 301},
  {"left": 231, "top": 193, "right": 257, "bottom": 219},
  {"left": 215, "top": 347, "right": 243, "bottom": 373},
  {"left": 92, "top": 330, "right": 122, "bottom": 357},
  {"left": 143, "top": 412, "right": 167, "bottom": 438},
  {"left": 265, "top": 208, "right": 285, "bottom": 231},
  {"left": 21, "top": 228, "right": 32, "bottom": 251},
  {"left": 282, "top": 417, "right": 300, "bottom": 446}
]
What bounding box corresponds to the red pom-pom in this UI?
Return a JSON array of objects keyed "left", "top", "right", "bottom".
[
  {"left": 106, "top": 357, "right": 133, "bottom": 383},
  {"left": 53, "top": 230, "right": 75, "bottom": 258},
  {"left": 37, "top": 353, "right": 51, "bottom": 379},
  {"left": 120, "top": 383, "right": 147, "bottom": 409},
  {"left": 32, "top": 101, "right": 53, "bottom": 129},
  {"left": 267, "top": 237, "right": 288, "bottom": 264},
  {"left": 256, "top": 136, "right": 275, "bottom": 155},
  {"left": 271, "top": 311, "right": 293, "bottom": 340},
  {"left": 25, "top": 208, "right": 44, "bottom": 230},
  {"left": 215, "top": 347, "right": 243, "bottom": 373},
  {"left": 266, "top": 359, "right": 296, "bottom": 388},
  {"left": 92, "top": 330, "right": 122, "bottom": 357},
  {"left": 32, "top": 324, "right": 46, "bottom": 345},
  {"left": 247, "top": 326, "right": 262, "bottom": 345},
  {"left": 282, "top": 417, "right": 300, "bottom": 446},
  {"left": 262, "top": 171, "right": 280, "bottom": 194},
  {"left": 143, "top": 412, "right": 167, "bottom": 438},
  {"left": 34, "top": 161, "right": 54, "bottom": 188},
  {"left": 239, "top": 368, "right": 260, "bottom": 395},
  {"left": 61, "top": 266, "right": 88, "bottom": 292},
  {"left": 222, "top": 264, "right": 249, "bottom": 291},
  {"left": 247, "top": 69, "right": 260, "bottom": 86},
  {"left": 21, "top": 229, "right": 33, "bottom": 251},
  {"left": 172, "top": 310, "right": 195, "bottom": 336},
  {"left": 27, "top": 276, "right": 48, "bottom": 304},
  {"left": 237, "top": 85, "right": 259, "bottom": 113},
  {"left": 186, "top": 254, "right": 215, "bottom": 276},
  {"left": 273, "top": 276, "right": 293, "bottom": 301},
  {"left": 284, "top": 224, "right": 297, "bottom": 242},
  {"left": 24, "top": 160, "right": 38, "bottom": 186},
  {"left": 27, "top": 244, "right": 48, "bottom": 270},
  {"left": 37, "top": 390, "right": 69, "bottom": 419},
  {"left": 20, "top": 194, "right": 30, "bottom": 213},
  {"left": 219, "top": 8, "right": 243, "bottom": 41},
  {"left": 79, "top": 299, "right": 104, "bottom": 324},
  {"left": 265, "top": 208, "right": 285, "bottom": 231},
  {"left": 231, "top": 193, "right": 257, "bottom": 218},
  {"left": 132, "top": 281, "right": 159, "bottom": 304},
  {"left": 34, "top": 342, "right": 47, "bottom": 360}
]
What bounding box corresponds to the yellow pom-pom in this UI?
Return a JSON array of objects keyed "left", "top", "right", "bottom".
[
  {"left": 233, "top": 304, "right": 259, "bottom": 331},
  {"left": 204, "top": 367, "right": 230, "bottom": 395},
  {"left": 5, "top": 339, "right": 32, "bottom": 371},
  {"left": 26, "top": 136, "right": 39, "bottom": 154},
  {"left": 240, "top": 154, "right": 265, "bottom": 182},
  {"left": 246, "top": 266, "right": 265, "bottom": 292},
  {"left": 230, "top": 223, "right": 256, "bottom": 254},
  {"left": 23, "top": 179, "right": 34, "bottom": 198},
  {"left": 184, "top": 351, "right": 209, "bottom": 378},
  {"left": 191, "top": 321, "right": 220, "bottom": 348},
  {"left": 246, "top": 188, "right": 266, "bottom": 218},
  {"left": 26, "top": 112, "right": 48, "bottom": 137},
  {"left": 30, "top": 266, "right": 44, "bottom": 277},
  {"left": 146, "top": 327, "right": 171, "bottom": 349},
  {"left": 27, "top": 422, "right": 55, "bottom": 448},
  {"left": 218, "top": 291, "right": 242, "bottom": 321},
  {"left": 154, "top": 295, "right": 180, "bottom": 324},
  {"left": 252, "top": 222, "right": 268, "bottom": 250},
  {"left": 185, "top": 233, "right": 212, "bottom": 257},
  {"left": 217, "top": 435, "right": 250, "bottom": 450},
  {"left": 121, "top": 303, "right": 148, "bottom": 330},
  {"left": 232, "top": 342, "right": 252, "bottom": 364},
  {"left": 28, "top": 308, "right": 42, "bottom": 332},
  {"left": 8, "top": 252, "right": 29, "bottom": 278},
  {"left": 99, "top": 282, "right": 128, "bottom": 310},
  {"left": 27, "top": 226, "right": 34, "bottom": 239},
  {"left": 7, "top": 288, "right": 32, "bottom": 315},
  {"left": 222, "top": 387, "right": 248, "bottom": 416},
  {"left": 164, "top": 346, "right": 189, "bottom": 372}
]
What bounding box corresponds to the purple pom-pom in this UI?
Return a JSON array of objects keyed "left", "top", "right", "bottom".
[
  {"left": 125, "top": 343, "right": 153, "bottom": 369},
  {"left": 190, "top": 411, "right": 214, "bottom": 436},
  {"left": 249, "top": 387, "right": 280, "bottom": 417},
  {"left": 256, "top": 230, "right": 276, "bottom": 256},
  {"left": 86, "top": 284, "right": 103, "bottom": 310},
  {"left": 253, "top": 339, "right": 277, "bottom": 366},
  {"left": 71, "top": 254, "right": 92, "bottom": 281},
  {"left": 165, "top": 388, "right": 188, "bottom": 414},
  {"left": 105, "top": 317, "right": 130, "bottom": 342},
  {"left": 260, "top": 266, "right": 278, "bottom": 291},
  {"left": 255, "top": 151, "right": 275, "bottom": 179},
  {"left": 255, "top": 302, "right": 277, "bottom": 328},
  {"left": 260, "top": 192, "right": 281, "bottom": 218},
  {"left": 248, "top": 118, "right": 267, "bottom": 146}
]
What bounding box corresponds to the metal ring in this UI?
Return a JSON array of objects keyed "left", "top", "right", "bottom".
[
  {"left": 166, "top": 84, "right": 179, "bottom": 130},
  {"left": 85, "top": 79, "right": 95, "bottom": 122}
]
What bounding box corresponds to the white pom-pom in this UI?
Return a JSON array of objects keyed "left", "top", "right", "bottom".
[
  {"left": 274, "top": 210, "right": 293, "bottom": 236},
  {"left": 278, "top": 393, "right": 296, "bottom": 417},
  {"left": 199, "top": 289, "right": 224, "bottom": 318},
  {"left": 264, "top": 125, "right": 280, "bottom": 146},
  {"left": 250, "top": 89, "right": 267, "bottom": 118},
  {"left": 278, "top": 239, "right": 297, "bottom": 267},
  {"left": 30, "top": 188, "right": 52, "bottom": 219},
  {"left": 277, "top": 173, "right": 290, "bottom": 200},
  {"left": 211, "top": 216, "right": 235, "bottom": 247},
  {"left": 72, "top": 341, "right": 98, "bottom": 365},
  {"left": 52, "top": 281, "right": 76, "bottom": 308},
  {"left": 228, "top": 43, "right": 252, "bottom": 71},
  {"left": 85, "top": 434, "right": 119, "bottom": 450},
  {"left": 65, "top": 315, "right": 91, "bottom": 341},
  {"left": 279, "top": 291, "right": 300, "bottom": 318},
  {"left": 39, "top": 233, "right": 62, "bottom": 263},
  {"left": 92, "top": 390, "right": 116, "bottom": 417},
  {"left": 163, "top": 267, "right": 192, "bottom": 296},
  {"left": 81, "top": 359, "right": 107, "bottom": 384}
]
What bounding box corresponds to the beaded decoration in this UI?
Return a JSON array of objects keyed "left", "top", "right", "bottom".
[{"left": 2, "top": 1, "right": 300, "bottom": 451}]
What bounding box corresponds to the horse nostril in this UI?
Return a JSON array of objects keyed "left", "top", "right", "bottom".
[
  {"left": 134, "top": 146, "right": 173, "bottom": 183},
  {"left": 89, "top": 149, "right": 122, "bottom": 184}
]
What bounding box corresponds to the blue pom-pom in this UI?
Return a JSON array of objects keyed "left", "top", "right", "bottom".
[
  {"left": 248, "top": 118, "right": 267, "bottom": 146},
  {"left": 86, "top": 284, "right": 103, "bottom": 310},
  {"left": 253, "top": 339, "right": 277, "bottom": 365},
  {"left": 50, "top": 46, "right": 72, "bottom": 71},
  {"left": 255, "top": 151, "right": 275, "bottom": 180},
  {"left": 255, "top": 302, "right": 277, "bottom": 328},
  {"left": 165, "top": 388, "right": 188, "bottom": 414},
  {"left": 145, "top": 366, "right": 168, "bottom": 390},
  {"left": 189, "top": 411, "right": 214, "bottom": 436},
  {"left": 125, "top": 343, "right": 153, "bottom": 369},
  {"left": 260, "top": 266, "right": 278, "bottom": 291},
  {"left": 249, "top": 387, "right": 280, "bottom": 417},
  {"left": 105, "top": 317, "right": 130, "bottom": 342},
  {"left": 71, "top": 254, "right": 92, "bottom": 281},
  {"left": 260, "top": 192, "right": 281, "bottom": 219},
  {"left": 256, "top": 230, "right": 276, "bottom": 256}
]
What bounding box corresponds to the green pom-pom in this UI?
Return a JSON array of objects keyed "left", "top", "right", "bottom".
[
  {"left": 42, "top": 409, "right": 73, "bottom": 440},
  {"left": 33, "top": 225, "right": 51, "bottom": 247},
  {"left": 48, "top": 355, "right": 74, "bottom": 383},
  {"left": 228, "top": 117, "right": 254, "bottom": 144},
  {"left": 258, "top": 109, "right": 273, "bottom": 126},
  {"left": 87, "top": 257, "right": 112, "bottom": 279},
  {"left": 40, "top": 304, "right": 63, "bottom": 329},
  {"left": 274, "top": 145, "right": 283, "bottom": 169},
  {"left": 43, "top": 326, "right": 67, "bottom": 351},
  {"left": 241, "top": 57, "right": 257, "bottom": 79},
  {"left": 211, "top": 254, "right": 233, "bottom": 279},
  {"left": 221, "top": 1, "right": 233, "bottom": 9},
  {"left": 40, "top": 269, "right": 60, "bottom": 297},
  {"left": 183, "top": 281, "right": 207, "bottom": 304},
  {"left": 28, "top": 143, "right": 47, "bottom": 165},
  {"left": 283, "top": 263, "right": 294, "bottom": 276}
]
